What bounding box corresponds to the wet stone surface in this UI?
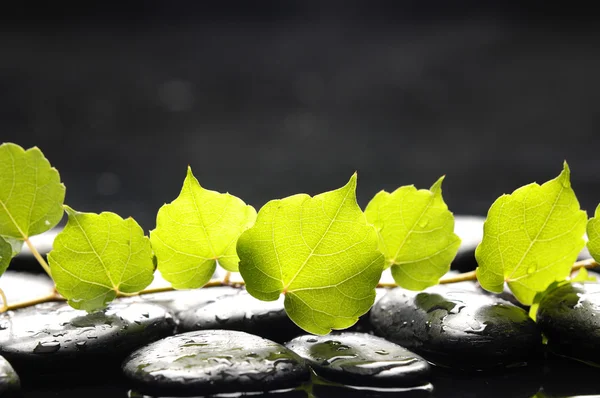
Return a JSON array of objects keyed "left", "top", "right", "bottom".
[
  {"left": 536, "top": 282, "right": 600, "bottom": 364},
  {"left": 370, "top": 285, "right": 542, "bottom": 370},
  {"left": 450, "top": 215, "right": 484, "bottom": 272},
  {"left": 0, "top": 301, "right": 175, "bottom": 373},
  {"left": 122, "top": 329, "right": 310, "bottom": 396},
  {"left": 128, "top": 286, "right": 241, "bottom": 319},
  {"left": 286, "top": 332, "right": 430, "bottom": 387},
  {"left": 178, "top": 291, "right": 304, "bottom": 343},
  {"left": 0, "top": 355, "right": 20, "bottom": 395}
]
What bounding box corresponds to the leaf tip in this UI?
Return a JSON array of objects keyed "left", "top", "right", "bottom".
[
  {"left": 430, "top": 175, "right": 445, "bottom": 194},
  {"left": 558, "top": 160, "right": 572, "bottom": 187}
]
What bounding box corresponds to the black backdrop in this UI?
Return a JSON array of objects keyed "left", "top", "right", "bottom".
[{"left": 2, "top": 2, "right": 599, "bottom": 230}]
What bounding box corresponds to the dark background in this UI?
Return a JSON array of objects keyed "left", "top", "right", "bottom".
[{"left": 2, "top": 2, "right": 599, "bottom": 230}]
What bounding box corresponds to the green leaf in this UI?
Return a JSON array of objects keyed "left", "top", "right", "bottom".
[
  {"left": 528, "top": 268, "right": 594, "bottom": 321},
  {"left": 0, "top": 143, "right": 65, "bottom": 239},
  {"left": 150, "top": 167, "right": 256, "bottom": 289},
  {"left": 0, "top": 236, "right": 12, "bottom": 276},
  {"left": 48, "top": 206, "right": 155, "bottom": 311},
  {"left": 237, "top": 173, "right": 385, "bottom": 335},
  {"left": 1, "top": 236, "right": 23, "bottom": 256},
  {"left": 475, "top": 162, "right": 587, "bottom": 305},
  {"left": 586, "top": 204, "right": 600, "bottom": 263},
  {"left": 364, "top": 176, "right": 461, "bottom": 290}
]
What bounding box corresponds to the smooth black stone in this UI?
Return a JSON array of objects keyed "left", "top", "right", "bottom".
[
  {"left": 131, "top": 286, "right": 241, "bottom": 316},
  {"left": 0, "top": 355, "right": 20, "bottom": 395},
  {"left": 122, "top": 330, "right": 310, "bottom": 396},
  {"left": 536, "top": 282, "right": 600, "bottom": 364},
  {"left": 286, "top": 332, "right": 430, "bottom": 387},
  {"left": 178, "top": 291, "right": 304, "bottom": 343},
  {"left": 0, "top": 271, "right": 55, "bottom": 304},
  {"left": 451, "top": 215, "right": 484, "bottom": 272},
  {"left": 370, "top": 285, "right": 542, "bottom": 369},
  {"left": 0, "top": 301, "right": 175, "bottom": 373}
]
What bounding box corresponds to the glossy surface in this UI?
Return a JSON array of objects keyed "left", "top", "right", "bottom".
[
  {"left": 123, "top": 330, "right": 310, "bottom": 396},
  {"left": 178, "top": 291, "right": 303, "bottom": 343},
  {"left": 286, "top": 332, "right": 430, "bottom": 387},
  {"left": 370, "top": 285, "right": 542, "bottom": 369},
  {"left": 0, "top": 301, "right": 175, "bottom": 373},
  {"left": 536, "top": 282, "right": 600, "bottom": 364},
  {"left": 134, "top": 286, "right": 241, "bottom": 317}
]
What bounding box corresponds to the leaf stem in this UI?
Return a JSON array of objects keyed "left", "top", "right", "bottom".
[
  {"left": 1, "top": 292, "right": 64, "bottom": 313},
  {"left": 0, "top": 288, "right": 7, "bottom": 312},
  {"left": 23, "top": 237, "right": 52, "bottom": 278},
  {"left": 2, "top": 259, "right": 598, "bottom": 313}
]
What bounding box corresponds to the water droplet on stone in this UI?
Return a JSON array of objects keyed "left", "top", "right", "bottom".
[
  {"left": 374, "top": 349, "right": 389, "bottom": 355},
  {"left": 215, "top": 315, "right": 229, "bottom": 324},
  {"left": 34, "top": 341, "right": 61, "bottom": 354},
  {"left": 306, "top": 338, "right": 318, "bottom": 343},
  {"left": 76, "top": 341, "right": 87, "bottom": 350}
]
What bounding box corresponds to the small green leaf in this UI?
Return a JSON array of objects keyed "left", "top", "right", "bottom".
[
  {"left": 586, "top": 204, "right": 600, "bottom": 263},
  {"left": 365, "top": 176, "right": 461, "bottom": 290},
  {"left": 0, "top": 143, "right": 65, "bottom": 239},
  {"left": 238, "top": 173, "right": 385, "bottom": 335},
  {"left": 528, "top": 268, "right": 594, "bottom": 321},
  {"left": 0, "top": 236, "right": 12, "bottom": 276},
  {"left": 48, "top": 206, "right": 155, "bottom": 311},
  {"left": 150, "top": 167, "right": 256, "bottom": 289},
  {"left": 476, "top": 162, "right": 587, "bottom": 305},
  {"left": 1, "top": 236, "right": 23, "bottom": 256}
]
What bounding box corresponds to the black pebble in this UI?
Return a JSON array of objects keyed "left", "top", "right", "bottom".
[
  {"left": 122, "top": 329, "right": 310, "bottom": 396},
  {"left": 536, "top": 282, "right": 600, "bottom": 364},
  {"left": 286, "top": 332, "right": 430, "bottom": 387},
  {"left": 177, "top": 291, "right": 304, "bottom": 343},
  {"left": 0, "top": 301, "right": 175, "bottom": 374},
  {"left": 370, "top": 285, "right": 542, "bottom": 369}
]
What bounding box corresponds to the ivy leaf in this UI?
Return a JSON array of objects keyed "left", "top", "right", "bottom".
[
  {"left": 0, "top": 236, "right": 12, "bottom": 276},
  {"left": 237, "top": 173, "right": 384, "bottom": 335},
  {"left": 0, "top": 143, "right": 65, "bottom": 239},
  {"left": 1, "top": 236, "right": 23, "bottom": 256},
  {"left": 586, "top": 204, "right": 600, "bottom": 263},
  {"left": 150, "top": 167, "right": 256, "bottom": 289},
  {"left": 528, "top": 268, "right": 595, "bottom": 321},
  {"left": 48, "top": 206, "right": 155, "bottom": 311},
  {"left": 475, "top": 162, "right": 587, "bottom": 305},
  {"left": 365, "top": 176, "right": 461, "bottom": 290}
]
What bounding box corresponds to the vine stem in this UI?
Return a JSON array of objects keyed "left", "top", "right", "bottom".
[
  {"left": 1, "top": 259, "right": 598, "bottom": 314},
  {"left": 0, "top": 288, "right": 7, "bottom": 312},
  {"left": 24, "top": 237, "right": 52, "bottom": 278}
]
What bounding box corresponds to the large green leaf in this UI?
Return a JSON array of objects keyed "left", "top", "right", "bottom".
[
  {"left": 48, "top": 206, "right": 155, "bottom": 311},
  {"left": 0, "top": 143, "right": 65, "bottom": 239},
  {"left": 150, "top": 167, "right": 256, "bottom": 289},
  {"left": 0, "top": 236, "right": 11, "bottom": 276},
  {"left": 365, "top": 176, "right": 461, "bottom": 290},
  {"left": 475, "top": 162, "right": 587, "bottom": 305},
  {"left": 586, "top": 204, "right": 600, "bottom": 262},
  {"left": 237, "top": 174, "right": 384, "bottom": 335}
]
